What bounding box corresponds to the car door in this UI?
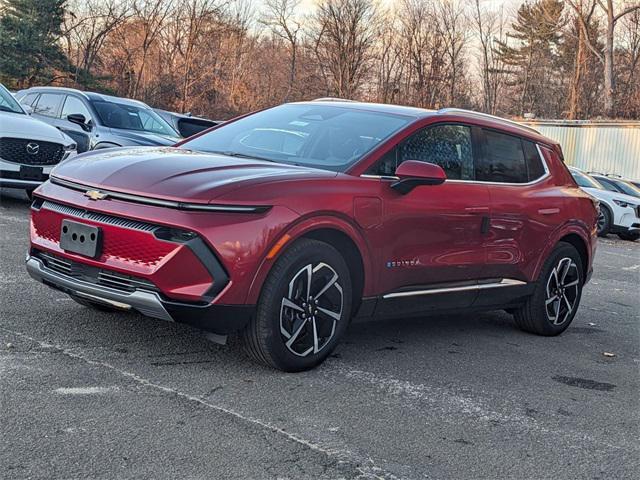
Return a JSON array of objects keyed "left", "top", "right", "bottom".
[
  {"left": 367, "top": 123, "right": 491, "bottom": 317},
  {"left": 58, "top": 95, "right": 93, "bottom": 152},
  {"left": 476, "top": 129, "right": 562, "bottom": 303}
]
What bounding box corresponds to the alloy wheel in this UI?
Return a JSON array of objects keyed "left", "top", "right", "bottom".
[
  {"left": 545, "top": 257, "right": 580, "bottom": 325},
  {"left": 596, "top": 210, "right": 606, "bottom": 233},
  {"left": 280, "top": 262, "right": 343, "bottom": 357}
]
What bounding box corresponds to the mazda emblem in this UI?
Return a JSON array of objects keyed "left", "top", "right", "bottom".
[{"left": 26, "top": 142, "right": 40, "bottom": 155}]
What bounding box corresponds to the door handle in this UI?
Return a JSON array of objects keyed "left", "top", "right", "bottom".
[
  {"left": 465, "top": 206, "right": 489, "bottom": 213},
  {"left": 538, "top": 208, "right": 560, "bottom": 215},
  {"left": 481, "top": 216, "right": 490, "bottom": 234}
]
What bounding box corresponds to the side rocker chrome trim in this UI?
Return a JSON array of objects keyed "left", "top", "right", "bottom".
[{"left": 382, "top": 278, "right": 527, "bottom": 299}]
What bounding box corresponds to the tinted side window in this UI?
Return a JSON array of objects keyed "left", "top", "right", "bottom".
[
  {"left": 22, "top": 93, "right": 39, "bottom": 106},
  {"left": 61, "top": 96, "right": 92, "bottom": 121},
  {"left": 523, "top": 140, "right": 546, "bottom": 181},
  {"left": 593, "top": 177, "right": 619, "bottom": 193},
  {"left": 33, "top": 93, "right": 63, "bottom": 117},
  {"left": 478, "top": 130, "right": 527, "bottom": 183},
  {"left": 399, "top": 125, "right": 474, "bottom": 180}
]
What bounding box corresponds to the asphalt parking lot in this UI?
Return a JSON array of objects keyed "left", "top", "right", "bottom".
[{"left": 1, "top": 188, "right": 639, "bottom": 480}]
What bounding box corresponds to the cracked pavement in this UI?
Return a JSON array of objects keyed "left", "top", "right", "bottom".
[{"left": 1, "top": 188, "right": 639, "bottom": 479}]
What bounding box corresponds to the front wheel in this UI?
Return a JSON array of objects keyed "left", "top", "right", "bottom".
[
  {"left": 513, "top": 242, "right": 583, "bottom": 336},
  {"left": 597, "top": 206, "right": 611, "bottom": 237},
  {"left": 241, "top": 238, "right": 352, "bottom": 372}
]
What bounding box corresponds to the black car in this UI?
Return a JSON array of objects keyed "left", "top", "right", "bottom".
[
  {"left": 153, "top": 108, "right": 220, "bottom": 138},
  {"left": 15, "top": 87, "right": 181, "bottom": 153}
]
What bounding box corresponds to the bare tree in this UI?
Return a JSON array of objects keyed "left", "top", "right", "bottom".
[
  {"left": 439, "top": 0, "right": 468, "bottom": 106},
  {"left": 260, "top": 0, "right": 302, "bottom": 101},
  {"left": 472, "top": 0, "right": 509, "bottom": 114},
  {"left": 312, "top": 0, "right": 378, "bottom": 98},
  {"left": 63, "top": 0, "right": 132, "bottom": 87},
  {"left": 566, "top": 0, "right": 640, "bottom": 117}
]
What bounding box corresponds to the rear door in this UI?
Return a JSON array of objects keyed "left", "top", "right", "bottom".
[
  {"left": 58, "top": 95, "right": 93, "bottom": 152},
  {"left": 476, "top": 129, "right": 561, "bottom": 302}
]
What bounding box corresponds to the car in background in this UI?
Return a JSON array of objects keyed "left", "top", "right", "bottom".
[
  {"left": 590, "top": 173, "right": 640, "bottom": 199},
  {"left": 26, "top": 102, "right": 598, "bottom": 371},
  {"left": 0, "top": 83, "right": 77, "bottom": 197},
  {"left": 569, "top": 168, "right": 640, "bottom": 241},
  {"left": 15, "top": 87, "right": 181, "bottom": 152},
  {"left": 154, "top": 108, "right": 219, "bottom": 138}
]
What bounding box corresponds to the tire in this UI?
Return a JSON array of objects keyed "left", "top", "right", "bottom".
[
  {"left": 597, "top": 206, "right": 611, "bottom": 237},
  {"left": 25, "top": 188, "right": 35, "bottom": 201},
  {"left": 70, "top": 295, "right": 120, "bottom": 312},
  {"left": 618, "top": 231, "right": 640, "bottom": 242},
  {"left": 240, "top": 238, "right": 352, "bottom": 372},
  {"left": 513, "top": 242, "right": 583, "bottom": 336}
]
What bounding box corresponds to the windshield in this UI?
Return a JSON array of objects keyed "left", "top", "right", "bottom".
[
  {"left": 0, "top": 85, "right": 25, "bottom": 114},
  {"left": 93, "top": 100, "right": 177, "bottom": 136},
  {"left": 180, "top": 104, "right": 413, "bottom": 171},
  {"left": 571, "top": 170, "right": 603, "bottom": 189},
  {"left": 610, "top": 178, "right": 640, "bottom": 197}
]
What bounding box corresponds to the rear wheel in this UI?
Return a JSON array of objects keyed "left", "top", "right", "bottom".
[
  {"left": 513, "top": 242, "right": 583, "bottom": 336},
  {"left": 597, "top": 206, "right": 611, "bottom": 237},
  {"left": 618, "top": 231, "right": 640, "bottom": 242},
  {"left": 241, "top": 238, "right": 352, "bottom": 372}
]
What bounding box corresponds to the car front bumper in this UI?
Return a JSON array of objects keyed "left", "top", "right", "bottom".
[
  {"left": 0, "top": 158, "right": 56, "bottom": 188},
  {"left": 26, "top": 254, "right": 254, "bottom": 333}
]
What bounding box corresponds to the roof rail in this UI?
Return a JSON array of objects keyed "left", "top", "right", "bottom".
[
  {"left": 437, "top": 108, "right": 541, "bottom": 135},
  {"left": 312, "top": 97, "right": 356, "bottom": 102}
]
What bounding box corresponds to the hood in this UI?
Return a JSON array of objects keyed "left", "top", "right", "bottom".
[
  {"left": 109, "top": 128, "right": 181, "bottom": 146},
  {"left": 581, "top": 186, "right": 640, "bottom": 205},
  {"left": 51, "top": 146, "right": 337, "bottom": 204},
  {"left": 1, "top": 111, "right": 74, "bottom": 145}
]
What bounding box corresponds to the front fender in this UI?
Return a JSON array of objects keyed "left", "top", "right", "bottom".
[{"left": 245, "top": 213, "right": 374, "bottom": 305}]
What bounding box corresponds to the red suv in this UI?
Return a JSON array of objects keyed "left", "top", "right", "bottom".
[{"left": 26, "top": 101, "right": 598, "bottom": 371}]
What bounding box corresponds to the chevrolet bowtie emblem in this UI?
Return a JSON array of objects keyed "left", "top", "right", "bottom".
[{"left": 84, "top": 190, "right": 108, "bottom": 201}]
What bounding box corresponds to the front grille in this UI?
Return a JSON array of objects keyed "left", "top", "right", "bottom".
[
  {"left": 40, "top": 200, "right": 157, "bottom": 232},
  {"left": 0, "top": 137, "right": 65, "bottom": 166},
  {"left": 36, "top": 250, "right": 159, "bottom": 293}
]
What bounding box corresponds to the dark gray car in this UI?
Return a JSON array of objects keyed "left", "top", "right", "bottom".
[{"left": 15, "top": 87, "right": 181, "bottom": 153}]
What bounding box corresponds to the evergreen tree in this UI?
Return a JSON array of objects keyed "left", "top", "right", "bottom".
[
  {"left": 495, "top": 0, "right": 564, "bottom": 117},
  {"left": 0, "top": 0, "right": 69, "bottom": 88}
]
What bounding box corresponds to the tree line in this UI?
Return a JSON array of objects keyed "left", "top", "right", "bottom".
[{"left": 0, "top": 0, "right": 638, "bottom": 120}]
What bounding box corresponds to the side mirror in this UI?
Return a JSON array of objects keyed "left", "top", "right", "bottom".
[
  {"left": 67, "top": 113, "right": 92, "bottom": 132},
  {"left": 391, "top": 161, "right": 447, "bottom": 194}
]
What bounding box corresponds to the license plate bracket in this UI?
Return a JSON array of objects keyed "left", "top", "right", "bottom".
[
  {"left": 60, "top": 220, "right": 102, "bottom": 258},
  {"left": 20, "top": 165, "right": 44, "bottom": 180}
]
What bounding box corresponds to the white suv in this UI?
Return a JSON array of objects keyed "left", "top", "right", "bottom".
[
  {"left": 0, "top": 84, "right": 77, "bottom": 196},
  {"left": 570, "top": 167, "right": 640, "bottom": 241}
]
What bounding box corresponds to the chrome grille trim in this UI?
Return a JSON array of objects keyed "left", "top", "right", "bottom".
[{"left": 41, "top": 200, "right": 156, "bottom": 232}]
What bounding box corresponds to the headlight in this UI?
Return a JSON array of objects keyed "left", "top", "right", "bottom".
[{"left": 613, "top": 199, "right": 635, "bottom": 208}]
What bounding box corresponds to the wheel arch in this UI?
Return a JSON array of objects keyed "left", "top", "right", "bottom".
[
  {"left": 245, "top": 215, "right": 373, "bottom": 310},
  {"left": 533, "top": 223, "right": 593, "bottom": 285},
  {"left": 558, "top": 233, "right": 589, "bottom": 281}
]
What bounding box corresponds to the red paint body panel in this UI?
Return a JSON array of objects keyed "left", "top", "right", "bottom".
[{"left": 28, "top": 103, "right": 598, "bottom": 329}]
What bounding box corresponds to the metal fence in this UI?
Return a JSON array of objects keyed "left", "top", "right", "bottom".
[{"left": 520, "top": 120, "right": 640, "bottom": 181}]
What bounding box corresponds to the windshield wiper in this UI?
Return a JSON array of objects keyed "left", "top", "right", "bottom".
[{"left": 207, "top": 150, "right": 278, "bottom": 163}]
